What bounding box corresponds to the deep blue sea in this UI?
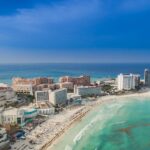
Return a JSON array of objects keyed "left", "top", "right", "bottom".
[{"left": 0, "top": 63, "right": 149, "bottom": 84}]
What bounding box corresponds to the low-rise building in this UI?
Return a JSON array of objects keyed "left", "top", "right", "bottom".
[
  {"left": 75, "top": 86, "right": 101, "bottom": 97},
  {"left": 12, "top": 77, "right": 53, "bottom": 85},
  {"left": 12, "top": 77, "right": 53, "bottom": 95},
  {"left": 21, "top": 107, "right": 38, "bottom": 119},
  {"left": 49, "top": 88, "right": 67, "bottom": 106},
  {"left": 2, "top": 108, "right": 19, "bottom": 125},
  {"left": 60, "top": 82, "right": 74, "bottom": 90},
  {"left": 59, "top": 75, "right": 90, "bottom": 86},
  {"left": 36, "top": 103, "right": 55, "bottom": 115},
  {"left": 1, "top": 107, "right": 38, "bottom": 126},
  {"left": 48, "top": 83, "right": 60, "bottom": 90},
  {"left": 67, "top": 93, "right": 81, "bottom": 101},
  {"left": 12, "top": 84, "right": 34, "bottom": 95}
]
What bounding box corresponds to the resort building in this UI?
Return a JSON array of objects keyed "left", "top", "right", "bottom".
[
  {"left": 60, "top": 82, "right": 74, "bottom": 91},
  {"left": 59, "top": 75, "right": 90, "bottom": 86},
  {"left": 67, "top": 93, "right": 81, "bottom": 101},
  {"left": 12, "top": 77, "right": 53, "bottom": 95},
  {"left": 0, "top": 128, "right": 10, "bottom": 150},
  {"left": 117, "top": 74, "right": 140, "bottom": 91},
  {"left": 48, "top": 83, "right": 60, "bottom": 90},
  {"left": 133, "top": 74, "right": 141, "bottom": 87},
  {"left": 49, "top": 88, "right": 67, "bottom": 106},
  {"left": 21, "top": 107, "right": 38, "bottom": 120},
  {"left": 36, "top": 103, "right": 55, "bottom": 115},
  {"left": 0, "top": 84, "right": 16, "bottom": 107},
  {"left": 35, "top": 91, "right": 49, "bottom": 103},
  {"left": 74, "top": 86, "right": 101, "bottom": 97},
  {"left": 2, "top": 107, "right": 19, "bottom": 125},
  {"left": 12, "top": 83, "right": 35, "bottom": 95},
  {"left": 144, "top": 69, "right": 150, "bottom": 86},
  {"left": 1, "top": 107, "right": 38, "bottom": 126},
  {"left": 12, "top": 77, "right": 53, "bottom": 85}
]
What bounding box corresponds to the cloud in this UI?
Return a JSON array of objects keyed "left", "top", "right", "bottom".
[
  {"left": 0, "top": 0, "right": 101, "bottom": 32},
  {"left": 1, "top": 0, "right": 150, "bottom": 33},
  {"left": 0, "top": 0, "right": 150, "bottom": 51},
  {"left": 0, "top": 0, "right": 105, "bottom": 49},
  {"left": 0, "top": 0, "right": 150, "bottom": 33}
]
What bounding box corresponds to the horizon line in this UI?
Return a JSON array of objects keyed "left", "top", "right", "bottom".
[{"left": 1, "top": 62, "right": 150, "bottom": 65}]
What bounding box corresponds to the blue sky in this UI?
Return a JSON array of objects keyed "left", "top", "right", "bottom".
[{"left": 0, "top": 0, "right": 150, "bottom": 63}]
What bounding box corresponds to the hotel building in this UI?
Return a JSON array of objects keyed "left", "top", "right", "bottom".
[
  {"left": 144, "top": 69, "right": 150, "bottom": 87},
  {"left": 2, "top": 108, "right": 19, "bottom": 125},
  {"left": 49, "top": 88, "right": 67, "bottom": 106},
  {"left": 74, "top": 86, "right": 101, "bottom": 97},
  {"left": 1, "top": 107, "right": 38, "bottom": 126},
  {"left": 12, "top": 77, "right": 53, "bottom": 95},
  {"left": 35, "top": 91, "right": 49, "bottom": 103},
  {"left": 36, "top": 103, "right": 55, "bottom": 115},
  {"left": 59, "top": 75, "right": 90, "bottom": 86},
  {"left": 117, "top": 74, "right": 140, "bottom": 91},
  {"left": 60, "top": 82, "right": 74, "bottom": 90}
]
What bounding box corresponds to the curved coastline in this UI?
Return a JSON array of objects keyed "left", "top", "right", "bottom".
[
  {"left": 47, "top": 91, "right": 150, "bottom": 150},
  {"left": 27, "top": 90, "right": 150, "bottom": 150}
]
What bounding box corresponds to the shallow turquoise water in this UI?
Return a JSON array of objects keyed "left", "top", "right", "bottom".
[{"left": 50, "top": 97, "right": 150, "bottom": 150}]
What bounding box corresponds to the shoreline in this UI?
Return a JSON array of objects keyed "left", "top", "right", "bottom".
[
  {"left": 40, "top": 107, "right": 90, "bottom": 150},
  {"left": 27, "top": 90, "right": 150, "bottom": 150}
]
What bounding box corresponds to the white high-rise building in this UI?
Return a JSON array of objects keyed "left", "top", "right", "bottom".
[
  {"left": 117, "top": 74, "right": 140, "bottom": 91},
  {"left": 49, "top": 88, "right": 67, "bottom": 106}
]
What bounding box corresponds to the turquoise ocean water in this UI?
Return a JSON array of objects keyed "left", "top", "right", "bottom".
[
  {"left": 0, "top": 63, "right": 150, "bottom": 84},
  {"left": 50, "top": 97, "right": 150, "bottom": 150},
  {"left": 0, "top": 63, "right": 150, "bottom": 149}
]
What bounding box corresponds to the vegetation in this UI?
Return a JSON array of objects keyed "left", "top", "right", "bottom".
[
  {"left": 26, "top": 94, "right": 35, "bottom": 103},
  {"left": 67, "top": 89, "right": 74, "bottom": 93},
  {"left": 101, "top": 84, "right": 113, "bottom": 93}
]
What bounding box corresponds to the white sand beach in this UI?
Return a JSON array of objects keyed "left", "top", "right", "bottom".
[{"left": 26, "top": 90, "right": 150, "bottom": 150}]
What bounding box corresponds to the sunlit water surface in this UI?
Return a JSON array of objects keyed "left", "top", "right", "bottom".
[{"left": 50, "top": 97, "right": 150, "bottom": 150}]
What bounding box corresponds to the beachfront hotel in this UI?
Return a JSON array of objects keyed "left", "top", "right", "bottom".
[
  {"left": 12, "top": 77, "right": 54, "bottom": 95},
  {"left": 36, "top": 102, "right": 55, "bottom": 115},
  {"left": 59, "top": 75, "right": 91, "bottom": 86},
  {"left": 0, "top": 107, "right": 38, "bottom": 128},
  {"left": 59, "top": 82, "right": 74, "bottom": 91},
  {"left": 144, "top": 69, "right": 150, "bottom": 87},
  {"left": 117, "top": 74, "right": 140, "bottom": 91},
  {"left": 74, "top": 85, "right": 101, "bottom": 97},
  {"left": 35, "top": 91, "right": 49, "bottom": 103},
  {"left": 49, "top": 88, "right": 67, "bottom": 106}
]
